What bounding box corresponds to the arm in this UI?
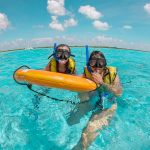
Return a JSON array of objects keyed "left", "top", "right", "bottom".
[
  {"left": 77, "top": 73, "right": 91, "bottom": 102},
  {"left": 92, "top": 73, "right": 122, "bottom": 97},
  {"left": 72, "top": 68, "right": 77, "bottom": 75},
  {"left": 101, "top": 75, "right": 122, "bottom": 96},
  {"left": 44, "top": 62, "right": 50, "bottom": 71}
]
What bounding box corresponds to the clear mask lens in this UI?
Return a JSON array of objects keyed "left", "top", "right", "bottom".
[
  {"left": 56, "top": 50, "right": 70, "bottom": 59},
  {"left": 89, "top": 58, "right": 104, "bottom": 68}
]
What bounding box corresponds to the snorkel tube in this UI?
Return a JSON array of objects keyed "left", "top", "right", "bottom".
[
  {"left": 86, "top": 45, "right": 93, "bottom": 73},
  {"left": 86, "top": 45, "right": 89, "bottom": 64},
  {"left": 48, "top": 43, "right": 59, "bottom": 61},
  {"left": 53, "top": 43, "right": 59, "bottom": 61}
]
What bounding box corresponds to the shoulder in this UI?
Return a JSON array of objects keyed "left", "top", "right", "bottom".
[
  {"left": 106, "top": 66, "right": 118, "bottom": 84},
  {"left": 68, "top": 57, "right": 76, "bottom": 69},
  {"left": 44, "top": 62, "right": 51, "bottom": 71},
  {"left": 107, "top": 66, "right": 117, "bottom": 73},
  {"left": 69, "top": 57, "right": 76, "bottom": 64},
  {"left": 45, "top": 58, "right": 56, "bottom": 71}
]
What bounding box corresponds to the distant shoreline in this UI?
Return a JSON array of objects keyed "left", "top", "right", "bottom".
[{"left": 0, "top": 46, "right": 149, "bottom": 53}]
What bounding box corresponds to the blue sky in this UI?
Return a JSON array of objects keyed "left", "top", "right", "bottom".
[{"left": 0, "top": 0, "right": 150, "bottom": 51}]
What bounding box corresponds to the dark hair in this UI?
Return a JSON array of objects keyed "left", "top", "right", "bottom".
[
  {"left": 89, "top": 51, "right": 107, "bottom": 67},
  {"left": 56, "top": 44, "right": 71, "bottom": 52}
]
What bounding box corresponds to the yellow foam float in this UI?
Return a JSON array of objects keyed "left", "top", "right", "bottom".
[{"left": 14, "top": 69, "right": 97, "bottom": 92}]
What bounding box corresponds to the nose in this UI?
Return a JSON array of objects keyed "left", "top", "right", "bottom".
[
  {"left": 95, "top": 61, "right": 101, "bottom": 67},
  {"left": 61, "top": 53, "right": 68, "bottom": 60}
]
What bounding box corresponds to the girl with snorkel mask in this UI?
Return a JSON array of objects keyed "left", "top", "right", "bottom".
[
  {"left": 72, "top": 50, "right": 122, "bottom": 150},
  {"left": 84, "top": 51, "right": 122, "bottom": 95},
  {"left": 45, "top": 44, "right": 76, "bottom": 74}
]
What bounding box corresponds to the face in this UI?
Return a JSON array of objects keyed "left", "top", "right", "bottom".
[
  {"left": 91, "top": 66, "right": 103, "bottom": 73},
  {"left": 89, "top": 54, "right": 105, "bottom": 73},
  {"left": 56, "top": 46, "right": 70, "bottom": 64}
]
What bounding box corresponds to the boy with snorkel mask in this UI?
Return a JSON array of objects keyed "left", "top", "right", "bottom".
[{"left": 45, "top": 44, "right": 76, "bottom": 74}]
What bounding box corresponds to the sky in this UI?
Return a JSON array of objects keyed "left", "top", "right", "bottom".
[{"left": 0, "top": 0, "right": 150, "bottom": 51}]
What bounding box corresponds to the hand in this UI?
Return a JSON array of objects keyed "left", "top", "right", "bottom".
[{"left": 91, "top": 72, "right": 104, "bottom": 85}]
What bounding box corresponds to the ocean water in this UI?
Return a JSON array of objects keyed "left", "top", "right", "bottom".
[{"left": 0, "top": 47, "right": 150, "bottom": 150}]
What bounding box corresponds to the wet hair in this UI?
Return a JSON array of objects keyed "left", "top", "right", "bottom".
[
  {"left": 89, "top": 51, "right": 107, "bottom": 67},
  {"left": 56, "top": 44, "right": 71, "bottom": 52}
]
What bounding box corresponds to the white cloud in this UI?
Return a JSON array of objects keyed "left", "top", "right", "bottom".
[
  {"left": 49, "top": 16, "right": 77, "bottom": 31},
  {"left": 144, "top": 3, "right": 150, "bottom": 14},
  {"left": 31, "top": 37, "right": 54, "bottom": 47},
  {"left": 64, "top": 18, "right": 77, "bottom": 28},
  {"left": 123, "top": 25, "right": 132, "bottom": 30},
  {"left": 91, "top": 36, "right": 150, "bottom": 51},
  {"left": 49, "top": 16, "right": 64, "bottom": 31},
  {"left": 93, "top": 20, "right": 110, "bottom": 30},
  {"left": 47, "top": 0, "right": 65, "bottom": 16},
  {"left": 0, "top": 36, "right": 78, "bottom": 51},
  {"left": 31, "top": 36, "right": 79, "bottom": 47},
  {"left": 78, "top": 5, "right": 110, "bottom": 31},
  {"left": 91, "top": 36, "right": 128, "bottom": 48},
  {"left": 0, "top": 13, "right": 10, "bottom": 31},
  {"left": 92, "top": 36, "right": 123, "bottom": 46},
  {"left": 78, "top": 5, "right": 102, "bottom": 20},
  {"left": 0, "top": 36, "right": 150, "bottom": 51},
  {"left": 47, "top": 0, "right": 77, "bottom": 31},
  {"left": 0, "top": 38, "right": 25, "bottom": 51}
]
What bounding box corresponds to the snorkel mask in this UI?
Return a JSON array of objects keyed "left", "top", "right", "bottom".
[
  {"left": 48, "top": 43, "right": 75, "bottom": 61},
  {"left": 55, "top": 49, "right": 71, "bottom": 60},
  {"left": 89, "top": 57, "right": 106, "bottom": 68},
  {"left": 86, "top": 49, "right": 107, "bottom": 73}
]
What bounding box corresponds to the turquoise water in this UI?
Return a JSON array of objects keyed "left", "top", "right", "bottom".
[{"left": 0, "top": 47, "right": 150, "bottom": 150}]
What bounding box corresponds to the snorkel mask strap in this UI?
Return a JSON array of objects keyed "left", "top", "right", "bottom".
[
  {"left": 48, "top": 53, "right": 54, "bottom": 59},
  {"left": 70, "top": 54, "right": 75, "bottom": 57},
  {"left": 85, "top": 45, "right": 93, "bottom": 73}
]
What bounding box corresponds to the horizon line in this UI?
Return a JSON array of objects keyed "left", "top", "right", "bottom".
[{"left": 0, "top": 45, "right": 149, "bottom": 53}]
